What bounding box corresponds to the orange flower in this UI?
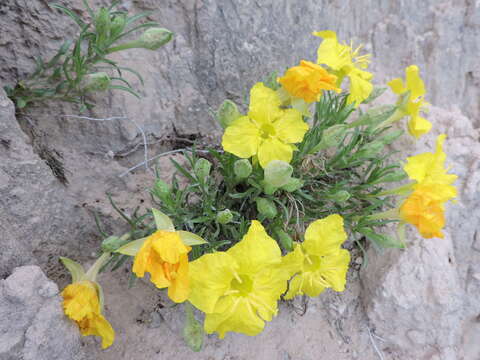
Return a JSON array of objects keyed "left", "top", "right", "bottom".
[
  {"left": 62, "top": 280, "right": 115, "bottom": 349},
  {"left": 133, "top": 230, "right": 191, "bottom": 302},
  {"left": 399, "top": 188, "right": 445, "bottom": 239},
  {"left": 278, "top": 60, "right": 340, "bottom": 103}
]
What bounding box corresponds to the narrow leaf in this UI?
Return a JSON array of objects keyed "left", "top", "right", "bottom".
[
  {"left": 178, "top": 231, "right": 207, "bottom": 246},
  {"left": 152, "top": 208, "right": 175, "bottom": 231},
  {"left": 116, "top": 237, "right": 148, "bottom": 256}
]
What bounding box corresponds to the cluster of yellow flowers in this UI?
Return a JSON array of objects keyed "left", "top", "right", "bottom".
[{"left": 59, "top": 30, "right": 457, "bottom": 349}]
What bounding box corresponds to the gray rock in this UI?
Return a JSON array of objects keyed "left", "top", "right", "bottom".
[
  {"left": 361, "top": 105, "right": 480, "bottom": 359},
  {"left": 0, "top": 265, "right": 86, "bottom": 360},
  {"left": 0, "top": 87, "right": 95, "bottom": 279}
]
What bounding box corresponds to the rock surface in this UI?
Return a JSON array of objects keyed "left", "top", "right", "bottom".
[
  {"left": 0, "top": 265, "right": 86, "bottom": 360},
  {"left": 361, "top": 105, "right": 480, "bottom": 360}
]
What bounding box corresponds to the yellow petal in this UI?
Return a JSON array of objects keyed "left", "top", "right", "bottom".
[
  {"left": 221, "top": 116, "right": 261, "bottom": 158},
  {"left": 79, "top": 313, "right": 115, "bottom": 349},
  {"left": 249, "top": 267, "right": 288, "bottom": 321},
  {"left": 62, "top": 281, "right": 100, "bottom": 321},
  {"left": 297, "top": 272, "right": 326, "bottom": 298},
  {"left": 248, "top": 82, "right": 282, "bottom": 125},
  {"left": 204, "top": 296, "right": 265, "bottom": 338},
  {"left": 227, "top": 220, "right": 282, "bottom": 274},
  {"left": 405, "top": 65, "right": 425, "bottom": 100},
  {"left": 189, "top": 252, "right": 238, "bottom": 314},
  {"left": 316, "top": 249, "right": 350, "bottom": 292},
  {"left": 303, "top": 214, "right": 347, "bottom": 256},
  {"left": 281, "top": 244, "right": 305, "bottom": 277},
  {"left": 273, "top": 108, "right": 309, "bottom": 144},
  {"left": 408, "top": 115, "right": 432, "bottom": 139},
  {"left": 387, "top": 78, "right": 406, "bottom": 94},
  {"left": 284, "top": 274, "right": 304, "bottom": 300},
  {"left": 257, "top": 137, "right": 293, "bottom": 168},
  {"left": 167, "top": 254, "right": 190, "bottom": 303},
  {"left": 314, "top": 30, "right": 350, "bottom": 70},
  {"left": 150, "top": 230, "right": 190, "bottom": 264},
  {"left": 132, "top": 237, "right": 153, "bottom": 278},
  {"left": 347, "top": 68, "right": 373, "bottom": 107}
]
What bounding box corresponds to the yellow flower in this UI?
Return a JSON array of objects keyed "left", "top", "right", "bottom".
[
  {"left": 388, "top": 65, "right": 431, "bottom": 138},
  {"left": 62, "top": 280, "right": 115, "bottom": 349},
  {"left": 403, "top": 134, "right": 457, "bottom": 201},
  {"left": 133, "top": 230, "right": 191, "bottom": 303},
  {"left": 277, "top": 60, "right": 341, "bottom": 103},
  {"left": 221, "top": 82, "right": 309, "bottom": 168},
  {"left": 313, "top": 30, "right": 373, "bottom": 107},
  {"left": 282, "top": 214, "right": 350, "bottom": 299},
  {"left": 188, "top": 221, "right": 288, "bottom": 338},
  {"left": 399, "top": 188, "right": 445, "bottom": 239}
]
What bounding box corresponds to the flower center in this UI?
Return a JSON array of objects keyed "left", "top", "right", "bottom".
[
  {"left": 230, "top": 274, "right": 253, "bottom": 297},
  {"left": 260, "top": 123, "right": 276, "bottom": 139},
  {"left": 304, "top": 254, "right": 322, "bottom": 272},
  {"left": 163, "top": 262, "right": 179, "bottom": 281}
]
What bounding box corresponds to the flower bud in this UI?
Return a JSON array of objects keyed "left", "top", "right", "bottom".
[
  {"left": 138, "top": 28, "right": 173, "bottom": 50},
  {"left": 216, "top": 209, "right": 233, "bottom": 224},
  {"left": 83, "top": 72, "right": 111, "bottom": 92},
  {"left": 152, "top": 179, "right": 170, "bottom": 198},
  {"left": 101, "top": 235, "right": 124, "bottom": 252},
  {"left": 261, "top": 181, "right": 277, "bottom": 195},
  {"left": 110, "top": 14, "right": 126, "bottom": 38},
  {"left": 217, "top": 100, "right": 241, "bottom": 129},
  {"left": 264, "top": 160, "right": 293, "bottom": 188},
  {"left": 310, "top": 124, "right": 347, "bottom": 153},
  {"left": 234, "top": 159, "right": 252, "bottom": 179},
  {"left": 281, "top": 177, "right": 304, "bottom": 192},
  {"left": 329, "top": 190, "right": 351, "bottom": 203},
  {"left": 95, "top": 8, "right": 111, "bottom": 39},
  {"left": 256, "top": 198, "right": 277, "bottom": 219},
  {"left": 274, "top": 228, "right": 293, "bottom": 251},
  {"left": 194, "top": 158, "right": 212, "bottom": 181}
]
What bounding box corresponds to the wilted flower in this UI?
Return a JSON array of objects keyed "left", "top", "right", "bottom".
[
  {"left": 62, "top": 280, "right": 115, "bottom": 349},
  {"left": 314, "top": 30, "right": 373, "bottom": 106},
  {"left": 133, "top": 230, "right": 191, "bottom": 303},
  {"left": 277, "top": 60, "right": 340, "bottom": 103},
  {"left": 188, "top": 221, "right": 288, "bottom": 338},
  {"left": 222, "top": 82, "right": 309, "bottom": 168}
]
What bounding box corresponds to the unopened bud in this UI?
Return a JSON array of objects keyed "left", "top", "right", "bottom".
[
  {"left": 310, "top": 124, "right": 347, "bottom": 153},
  {"left": 95, "top": 8, "right": 111, "bottom": 37},
  {"left": 101, "top": 235, "right": 123, "bottom": 252},
  {"left": 194, "top": 158, "right": 212, "bottom": 181},
  {"left": 110, "top": 14, "right": 126, "bottom": 38},
  {"left": 256, "top": 198, "right": 277, "bottom": 219},
  {"left": 152, "top": 179, "right": 170, "bottom": 198},
  {"left": 138, "top": 28, "right": 173, "bottom": 50},
  {"left": 217, "top": 100, "right": 241, "bottom": 128},
  {"left": 281, "top": 177, "right": 303, "bottom": 192},
  {"left": 329, "top": 190, "right": 351, "bottom": 203},
  {"left": 216, "top": 209, "right": 233, "bottom": 224},
  {"left": 264, "top": 160, "right": 293, "bottom": 187},
  {"left": 83, "top": 72, "right": 111, "bottom": 92},
  {"left": 275, "top": 229, "right": 293, "bottom": 251},
  {"left": 234, "top": 159, "right": 252, "bottom": 179}
]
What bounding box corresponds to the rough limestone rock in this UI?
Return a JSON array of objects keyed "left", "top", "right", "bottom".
[
  {"left": 361, "top": 105, "right": 480, "bottom": 360},
  {"left": 0, "top": 87, "right": 103, "bottom": 279},
  {"left": 0, "top": 265, "right": 86, "bottom": 360}
]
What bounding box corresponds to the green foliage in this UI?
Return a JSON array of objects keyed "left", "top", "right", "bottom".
[{"left": 4, "top": 0, "right": 172, "bottom": 111}]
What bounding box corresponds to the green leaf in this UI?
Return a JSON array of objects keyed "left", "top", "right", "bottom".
[
  {"left": 108, "top": 85, "right": 141, "bottom": 98},
  {"left": 117, "top": 66, "right": 144, "bottom": 86},
  {"left": 358, "top": 228, "right": 405, "bottom": 249},
  {"left": 116, "top": 237, "right": 148, "bottom": 256},
  {"left": 178, "top": 231, "right": 207, "bottom": 246},
  {"left": 50, "top": 4, "right": 86, "bottom": 27},
  {"left": 152, "top": 208, "right": 175, "bottom": 231},
  {"left": 60, "top": 257, "right": 85, "bottom": 283},
  {"left": 183, "top": 302, "right": 204, "bottom": 352},
  {"left": 362, "top": 87, "right": 387, "bottom": 104}
]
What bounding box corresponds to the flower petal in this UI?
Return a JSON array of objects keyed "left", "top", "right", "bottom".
[
  {"left": 303, "top": 214, "right": 347, "bottom": 256},
  {"left": 257, "top": 137, "right": 293, "bottom": 168},
  {"left": 317, "top": 249, "right": 350, "bottom": 291},
  {"left": 248, "top": 82, "right": 282, "bottom": 125},
  {"left": 405, "top": 65, "right": 425, "bottom": 100},
  {"left": 167, "top": 254, "right": 190, "bottom": 303},
  {"left": 189, "top": 252, "right": 238, "bottom": 314},
  {"left": 204, "top": 296, "right": 265, "bottom": 338},
  {"left": 408, "top": 114, "right": 432, "bottom": 139},
  {"left": 347, "top": 68, "right": 373, "bottom": 107},
  {"left": 221, "top": 116, "right": 261, "bottom": 158},
  {"left": 387, "top": 78, "right": 406, "bottom": 94},
  {"left": 227, "top": 220, "right": 282, "bottom": 274},
  {"left": 274, "top": 108, "right": 309, "bottom": 144}
]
